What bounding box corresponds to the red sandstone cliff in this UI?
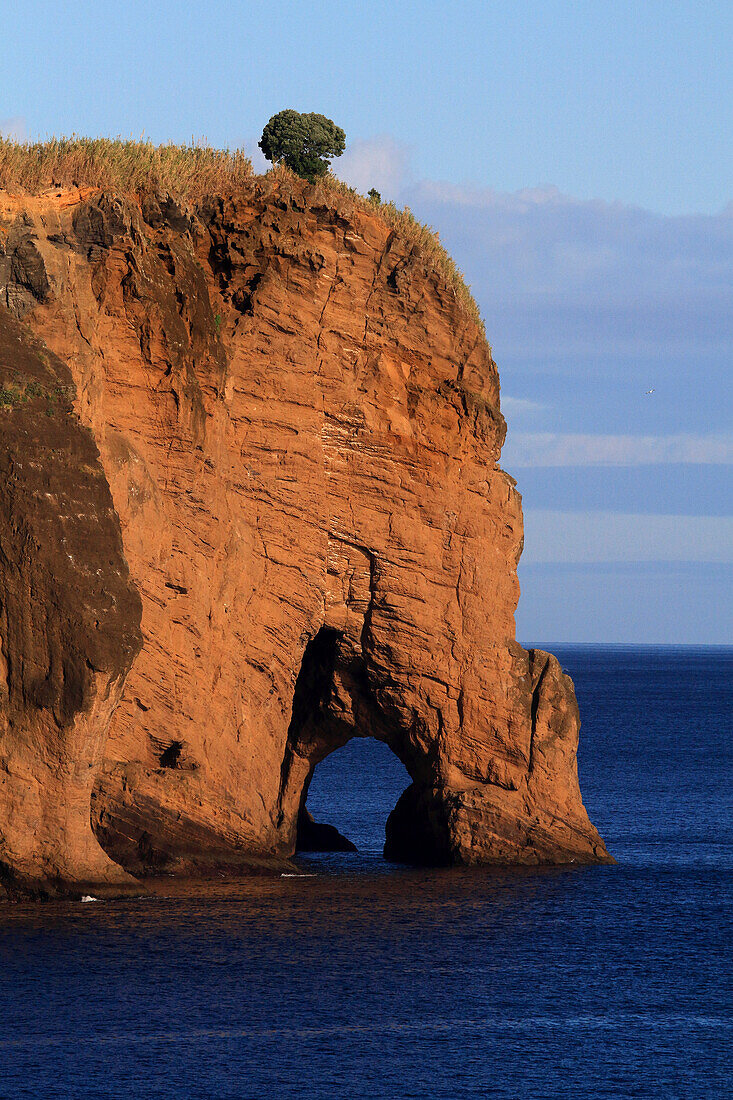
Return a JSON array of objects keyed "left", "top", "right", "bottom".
[{"left": 0, "top": 176, "right": 611, "bottom": 894}]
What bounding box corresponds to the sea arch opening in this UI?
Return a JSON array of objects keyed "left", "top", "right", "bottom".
[
  {"left": 281, "top": 625, "right": 415, "bottom": 859},
  {"left": 298, "top": 738, "right": 412, "bottom": 856}
]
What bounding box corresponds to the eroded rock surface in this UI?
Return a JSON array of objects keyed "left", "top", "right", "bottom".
[
  {"left": 0, "top": 179, "right": 611, "bottom": 890},
  {"left": 0, "top": 304, "right": 141, "bottom": 893}
]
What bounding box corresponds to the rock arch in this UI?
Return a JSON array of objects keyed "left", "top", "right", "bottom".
[{"left": 277, "top": 623, "right": 418, "bottom": 857}]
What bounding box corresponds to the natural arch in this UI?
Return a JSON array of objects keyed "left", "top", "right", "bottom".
[{"left": 276, "top": 625, "right": 418, "bottom": 859}]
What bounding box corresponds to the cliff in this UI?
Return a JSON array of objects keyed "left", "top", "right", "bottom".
[{"left": 0, "top": 170, "right": 611, "bottom": 894}]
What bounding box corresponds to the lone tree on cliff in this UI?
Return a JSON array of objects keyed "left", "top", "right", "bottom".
[{"left": 259, "top": 109, "right": 346, "bottom": 183}]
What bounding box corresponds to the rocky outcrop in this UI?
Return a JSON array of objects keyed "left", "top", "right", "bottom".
[
  {"left": 384, "top": 650, "right": 609, "bottom": 864},
  {"left": 297, "top": 808, "right": 357, "bottom": 853},
  {"left": 0, "top": 177, "right": 611, "bottom": 891}
]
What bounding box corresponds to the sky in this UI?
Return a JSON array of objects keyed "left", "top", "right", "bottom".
[{"left": 2, "top": 0, "right": 731, "bottom": 643}]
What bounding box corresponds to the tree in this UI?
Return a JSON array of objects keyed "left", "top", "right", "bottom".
[
  {"left": 367, "top": 188, "right": 381, "bottom": 203},
  {"left": 259, "top": 110, "right": 346, "bottom": 183}
]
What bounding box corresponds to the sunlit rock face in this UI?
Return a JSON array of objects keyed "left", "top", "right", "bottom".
[
  {"left": 0, "top": 179, "right": 611, "bottom": 892},
  {"left": 0, "top": 304, "right": 142, "bottom": 895}
]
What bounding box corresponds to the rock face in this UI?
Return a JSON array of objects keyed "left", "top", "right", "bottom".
[
  {"left": 0, "top": 178, "right": 611, "bottom": 891},
  {"left": 0, "top": 304, "right": 141, "bottom": 893}
]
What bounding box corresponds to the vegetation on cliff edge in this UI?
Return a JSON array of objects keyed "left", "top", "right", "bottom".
[
  {"left": 0, "top": 137, "right": 484, "bottom": 335},
  {"left": 0, "top": 137, "right": 254, "bottom": 199}
]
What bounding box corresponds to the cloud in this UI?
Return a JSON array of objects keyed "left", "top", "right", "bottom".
[
  {"left": 242, "top": 136, "right": 269, "bottom": 174},
  {"left": 499, "top": 396, "right": 547, "bottom": 424},
  {"left": 0, "top": 117, "right": 26, "bottom": 141},
  {"left": 522, "top": 511, "right": 733, "bottom": 564},
  {"left": 402, "top": 179, "right": 733, "bottom": 366},
  {"left": 515, "top": 562, "right": 731, "bottom": 645},
  {"left": 503, "top": 432, "right": 733, "bottom": 467},
  {"left": 335, "top": 136, "right": 412, "bottom": 201},
  {"left": 326, "top": 139, "right": 733, "bottom": 373}
]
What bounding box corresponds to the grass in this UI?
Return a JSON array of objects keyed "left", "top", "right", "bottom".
[
  {"left": 0, "top": 137, "right": 484, "bottom": 335},
  {"left": 0, "top": 376, "right": 71, "bottom": 410},
  {"left": 0, "top": 385, "right": 21, "bottom": 407},
  {"left": 0, "top": 136, "right": 253, "bottom": 201}
]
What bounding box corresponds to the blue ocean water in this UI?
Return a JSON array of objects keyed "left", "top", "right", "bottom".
[{"left": 0, "top": 646, "right": 731, "bottom": 1099}]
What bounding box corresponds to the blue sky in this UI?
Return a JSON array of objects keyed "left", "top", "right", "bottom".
[{"left": 2, "top": 0, "right": 731, "bottom": 642}]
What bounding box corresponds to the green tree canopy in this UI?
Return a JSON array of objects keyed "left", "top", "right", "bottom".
[{"left": 259, "top": 110, "right": 346, "bottom": 183}]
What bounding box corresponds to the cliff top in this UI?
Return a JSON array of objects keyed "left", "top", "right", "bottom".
[{"left": 0, "top": 136, "right": 483, "bottom": 333}]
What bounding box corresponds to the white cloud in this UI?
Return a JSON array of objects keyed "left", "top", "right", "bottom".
[
  {"left": 403, "top": 178, "right": 733, "bottom": 365},
  {"left": 500, "top": 396, "right": 546, "bottom": 422},
  {"left": 503, "top": 432, "right": 733, "bottom": 467},
  {"left": 522, "top": 511, "right": 733, "bottom": 564},
  {"left": 334, "top": 136, "right": 412, "bottom": 201},
  {"left": 245, "top": 133, "right": 731, "bottom": 376},
  {"left": 0, "top": 117, "right": 26, "bottom": 141},
  {"left": 244, "top": 138, "right": 269, "bottom": 174},
  {"left": 315, "top": 143, "right": 733, "bottom": 368}
]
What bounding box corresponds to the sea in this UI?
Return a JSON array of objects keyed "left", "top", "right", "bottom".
[{"left": 0, "top": 646, "right": 731, "bottom": 1099}]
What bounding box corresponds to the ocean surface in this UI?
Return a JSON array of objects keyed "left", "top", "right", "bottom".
[{"left": 1, "top": 645, "right": 731, "bottom": 1098}]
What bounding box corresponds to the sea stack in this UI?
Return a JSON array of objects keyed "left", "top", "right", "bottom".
[{"left": 0, "top": 173, "right": 611, "bottom": 894}]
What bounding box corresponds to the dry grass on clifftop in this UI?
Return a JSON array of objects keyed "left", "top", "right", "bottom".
[{"left": 0, "top": 137, "right": 254, "bottom": 200}]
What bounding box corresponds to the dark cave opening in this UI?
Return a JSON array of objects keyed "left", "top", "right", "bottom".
[
  {"left": 287, "top": 626, "right": 352, "bottom": 852},
  {"left": 158, "top": 741, "right": 183, "bottom": 768},
  {"left": 288, "top": 626, "right": 341, "bottom": 741}
]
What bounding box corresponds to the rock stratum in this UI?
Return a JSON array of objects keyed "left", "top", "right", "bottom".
[{"left": 0, "top": 176, "right": 611, "bottom": 895}]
